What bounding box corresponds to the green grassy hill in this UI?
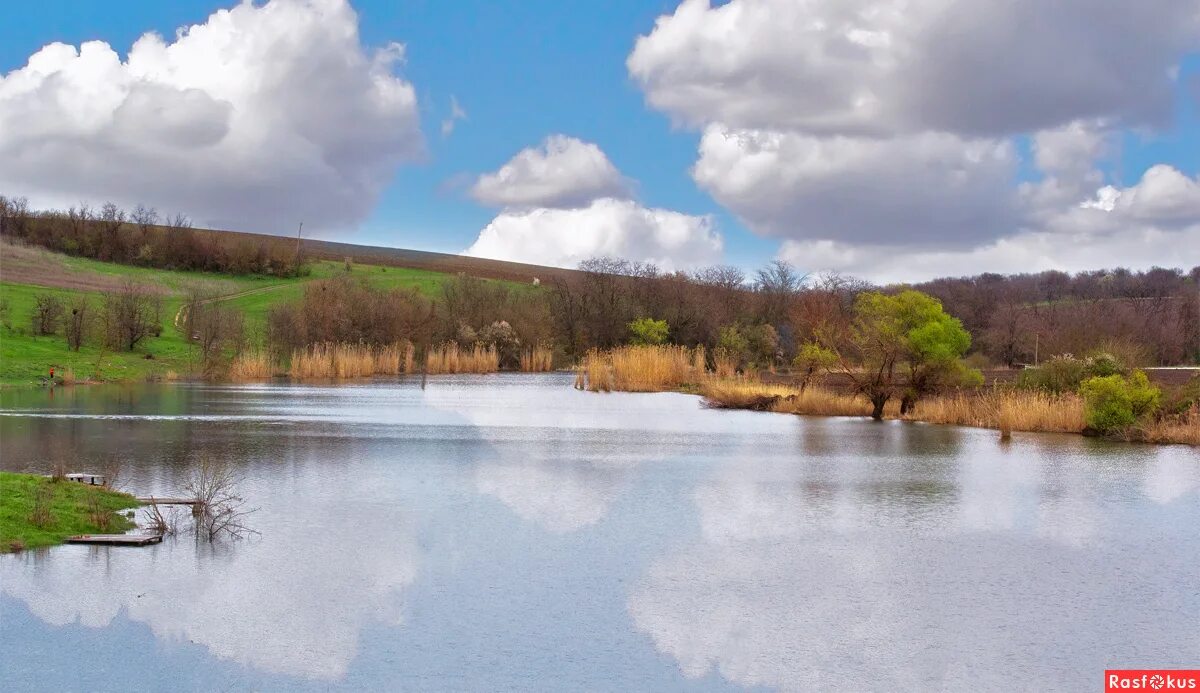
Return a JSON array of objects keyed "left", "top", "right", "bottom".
[{"left": 0, "top": 243, "right": 470, "bottom": 385}]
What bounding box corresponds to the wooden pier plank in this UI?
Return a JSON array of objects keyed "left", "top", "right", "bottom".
[{"left": 65, "top": 534, "right": 163, "bottom": 546}]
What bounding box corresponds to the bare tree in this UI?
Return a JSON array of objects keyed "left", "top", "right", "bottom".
[
  {"left": 185, "top": 459, "right": 258, "bottom": 542},
  {"left": 65, "top": 297, "right": 91, "bottom": 350},
  {"left": 132, "top": 204, "right": 158, "bottom": 233},
  {"left": 187, "top": 291, "right": 245, "bottom": 377},
  {"left": 167, "top": 212, "right": 192, "bottom": 230},
  {"left": 31, "top": 293, "right": 65, "bottom": 335},
  {"left": 104, "top": 280, "right": 162, "bottom": 351}
]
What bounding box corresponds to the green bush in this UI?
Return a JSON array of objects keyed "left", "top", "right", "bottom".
[
  {"left": 1018, "top": 352, "right": 1128, "bottom": 394},
  {"left": 1080, "top": 370, "right": 1161, "bottom": 434},
  {"left": 628, "top": 317, "right": 669, "bottom": 346}
]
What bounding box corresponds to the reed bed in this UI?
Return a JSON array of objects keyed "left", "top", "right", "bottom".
[
  {"left": 575, "top": 345, "right": 703, "bottom": 392},
  {"left": 700, "top": 380, "right": 882, "bottom": 417},
  {"left": 699, "top": 379, "right": 1093, "bottom": 434},
  {"left": 425, "top": 342, "right": 500, "bottom": 374},
  {"left": 1140, "top": 405, "right": 1200, "bottom": 446},
  {"left": 288, "top": 341, "right": 415, "bottom": 379},
  {"left": 910, "top": 389, "right": 1085, "bottom": 433},
  {"left": 229, "top": 350, "right": 273, "bottom": 380},
  {"left": 520, "top": 345, "right": 555, "bottom": 372}
]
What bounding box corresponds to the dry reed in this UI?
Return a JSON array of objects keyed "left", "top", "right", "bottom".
[
  {"left": 575, "top": 345, "right": 704, "bottom": 392},
  {"left": 229, "top": 350, "right": 273, "bottom": 380},
  {"left": 520, "top": 345, "right": 554, "bottom": 372},
  {"left": 700, "top": 380, "right": 880, "bottom": 417},
  {"left": 287, "top": 341, "right": 415, "bottom": 379},
  {"left": 698, "top": 379, "right": 1101, "bottom": 437},
  {"left": 1140, "top": 405, "right": 1200, "bottom": 446},
  {"left": 425, "top": 342, "right": 500, "bottom": 374},
  {"left": 911, "top": 389, "right": 1085, "bottom": 433}
]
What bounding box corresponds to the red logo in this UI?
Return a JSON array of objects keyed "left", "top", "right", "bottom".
[{"left": 1106, "top": 671, "right": 1199, "bottom": 691}]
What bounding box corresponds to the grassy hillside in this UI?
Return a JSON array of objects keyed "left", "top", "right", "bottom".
[{"left": 0, "top": 243, "right": 474, "bottom": 385}]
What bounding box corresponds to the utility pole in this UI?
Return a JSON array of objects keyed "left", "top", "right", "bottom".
[
  {"left": 1034, "top": 332, "right": 1039, "bottom": 367},
  {"left": 293, "top": 222, "right": 304, "bottom": 269}
]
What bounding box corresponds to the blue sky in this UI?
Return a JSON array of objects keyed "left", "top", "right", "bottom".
[{"left": 1, "top": 0, "right": 1197, "bottom": 280}]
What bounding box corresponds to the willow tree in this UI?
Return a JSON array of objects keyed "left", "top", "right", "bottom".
[{"left": 811, "top": 290, "right": 974, "bottom": 420}]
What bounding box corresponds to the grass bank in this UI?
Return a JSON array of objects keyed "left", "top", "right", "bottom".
[
  {"left": 0, "top": 472, "right": 142, "bottom": 552},
  {"left": 0, "top": 242, "right": 468, "bottom": 385}
]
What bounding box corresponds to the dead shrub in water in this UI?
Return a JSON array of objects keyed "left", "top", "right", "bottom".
[
  {"left": 425, "top": 342, "right": 499, "bottom": 374},
  {"left": 184, "top": 459, "right": 258, "bottom": 542},
  {"left": 520, "top": 344, "right": 554, "bottom": 372}
]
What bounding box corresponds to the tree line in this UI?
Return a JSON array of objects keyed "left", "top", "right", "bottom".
[{"left": 0, "top": 195, "right": 304, "bottom": 277}]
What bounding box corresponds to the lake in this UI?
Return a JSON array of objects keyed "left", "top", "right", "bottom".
[{"left": 1, "top": 373, "right": 1197, "bottom": 691}]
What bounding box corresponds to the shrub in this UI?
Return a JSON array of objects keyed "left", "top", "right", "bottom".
[
  {"left": 1018, "top": 353, "right": 1128, "bottom": 394},
  {"left": 792, "top": 342, "right": 837, "bottom": 392},
  {"left": 628, "top": 317, "right": 669, "bottom": 346},
  {"left": 31, "top": 293, "right": 65, "bottom": 335},
  {"left": 1081, "top": 370, "right": 1161, "bottom": 434}
]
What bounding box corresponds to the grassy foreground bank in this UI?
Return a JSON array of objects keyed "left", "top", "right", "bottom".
[{"left": 0, "top": 472, "right": 141, "bottom": 552}]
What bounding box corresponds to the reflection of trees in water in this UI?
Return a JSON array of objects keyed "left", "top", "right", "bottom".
[{"left": 630, "top": 435, "right": 1200, "bottom": 691}]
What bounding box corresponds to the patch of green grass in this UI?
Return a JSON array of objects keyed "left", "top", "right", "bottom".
[
  {"left": 0, "top": 250, "right": 532, "bottom": 383},
  {"left": 0, "top": 282, "right": 195, "bottom": 384},
  {"left": 0, "top": 472, "right": 142, "bottom": 552}
]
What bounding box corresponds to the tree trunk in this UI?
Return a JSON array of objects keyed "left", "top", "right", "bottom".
[
  {"left": 900, "top": 394, "right": 915, "bottom": 416},
  {"left": 870, "top": 393, "right": 888, "bottom": 420}
]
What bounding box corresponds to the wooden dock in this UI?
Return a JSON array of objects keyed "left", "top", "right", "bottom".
[
  {"left": 137, "top": 496, "right": 201, "bottom": 506},
  {"left": 65, "top": 534, "right": 163, "bottom": 546}
]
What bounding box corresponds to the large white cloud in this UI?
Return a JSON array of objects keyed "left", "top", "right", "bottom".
[
  {"left": 0, "top": 0, "right": 423, "bottom": 233},
  {"left": 464, "top": 197, "right": 721, "bottom": 270},
  {"left": 470, "top": 135, "right": 630, "bottom": 209},
  {"left": 629, "top": 0, "right": 1199, "bottom": 137},
  {"left": 629, "top": 0, "right": 1200, "bottom": 279},
  {"left": 464, "top": 136, "right": 720, "bottom": 269},
  {"left": 779, "top": 164, "right": 1200, "bottom": 282},
  {"left": 693, "top": 126, "right": 1020, "bottom": 245}
]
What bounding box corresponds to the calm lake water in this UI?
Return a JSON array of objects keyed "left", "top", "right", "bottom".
[{"left": 0, "top": 373, "right": 1197, "bottom": 692}]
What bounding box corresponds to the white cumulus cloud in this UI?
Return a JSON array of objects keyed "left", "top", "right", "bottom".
[
  {"left": 628, "top": 0, "right": 1200, "bottom": 279},
  {"left": 470, "top": 135, "right": 630, "bottom": 209},
  {"left": 692, "top": 126, "right": 1020, "bottom": 246},
  {"left": 628, "top": 0, "right": 1199, "bottom": 137},
  {"left": 465, "top": 136, "right": 720, "bottom": 269},
  {"left": 0, "top": 0, "right": 423, "bottom": 233},
  {"left": 464, "top": 197, "right": 721, "bottom": 270}
]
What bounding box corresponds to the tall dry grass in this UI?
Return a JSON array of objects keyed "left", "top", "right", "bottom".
[
  {"left": 575, "top": 345, "right": 704, "bottom": 392},
  {"left": 911, "top": 389, "right": 1085, "bottom": 433},
  {"left": 700, "top": 380, "right": 880, "bottom": 417},
  {"left": 1141, "top": 405, "right": 1200, "bottom": 446},
  {"left": 229, "top": 350, "right": 273, "bottom": 380},
  {"left": 699, "top": 379, "right": 1095, "bottom": 435},
  {"left": 425, "top": 342, "right": 500, "bottom": 374},
  {"left": 520, "top": 345, "right": 554, "bottom": 372},
  {"left": 287, "top": 341, "right": 415, "bottom": 379},
  {"left": 712, "top": 348, "right": 738, "bottom": 379}
]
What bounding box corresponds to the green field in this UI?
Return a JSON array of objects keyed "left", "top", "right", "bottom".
[
  {"left": 0, "top": 472, "right": 142, "bottom": 552},
  {"left": 0, "top": 249, "right": 468, "bottom": 385}
]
